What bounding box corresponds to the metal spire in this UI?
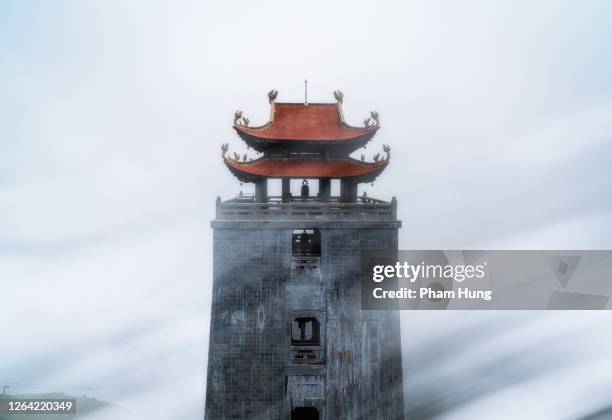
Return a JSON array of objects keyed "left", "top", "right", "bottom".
[{"left": 304, "top": 79, "right": 308, "bottom": 105}]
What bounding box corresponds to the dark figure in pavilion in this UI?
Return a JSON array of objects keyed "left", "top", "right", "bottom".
[{"left": 301, "top": 180, "right": 310, "bottom": 198}]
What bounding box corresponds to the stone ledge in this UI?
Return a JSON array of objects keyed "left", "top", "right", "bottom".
[
  {"left": 285, "top": 364, "right": 327, "bottom": 376},
  {"left": 211, "top": 220, "right": 402, "bottom": 229}
]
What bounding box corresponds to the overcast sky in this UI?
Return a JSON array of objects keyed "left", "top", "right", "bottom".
[{"left": 2, "top": 1, "right": 612, "bottom": 419}]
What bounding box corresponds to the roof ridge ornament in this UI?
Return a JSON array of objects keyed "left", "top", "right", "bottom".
[
  {"left": 364, "top": 111, "right": 380, "bottom": 127},
  {"left": 221, "top": 142, "right": 252, "bottom": 163},
  {"left": 234, "top": 110, "right": 249, "bottom": 127},
  {"left": 371, "top": 111, "right": 380, "bottom": 124},
  {"left": 268, "top": 90, "right": 278, "bottom": 103},
  {"left": 333, "top": 90, "right": 344, "bottom": 104},
  {"left": 383, "top": 144, "right": 391, "bottom": 160},
  {"left": 362, "top": 144, "right": 390, "bottom": 164}
]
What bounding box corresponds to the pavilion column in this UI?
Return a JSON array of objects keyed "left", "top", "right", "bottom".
[
  {"left": 282, "top": 178, "right": 291, "bottom": 203},
  {"left": 255, "top": 179, "right": 268, "bottom": 203},
  {"left": 340, "top": 179, "right": 357, "bottom": 203},
  {"left": 319, "top": 179, "right": 331, "bottom": 202}
]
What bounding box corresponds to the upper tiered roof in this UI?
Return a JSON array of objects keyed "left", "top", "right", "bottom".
[
  {"left": 232, "top": 90, "right": 380, "bottom": 152},
  {"left": 234, "top": 103, "right": 378, "bottom": 147}
]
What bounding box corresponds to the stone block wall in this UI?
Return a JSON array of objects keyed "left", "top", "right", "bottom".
[{"left": 206, "top": 223, "right": 403, "bottom": 420}]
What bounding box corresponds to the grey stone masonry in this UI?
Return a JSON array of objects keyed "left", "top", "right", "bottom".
[{"left": 205, "top": 198, "right": 404, "bottom": 420}]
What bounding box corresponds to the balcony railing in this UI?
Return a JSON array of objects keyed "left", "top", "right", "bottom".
[
  {"left": 225, "top": 194, "right": 388, "bottom": 204},
  {"left": 216, "top": 196, "right": 397, "bottom": 220}
]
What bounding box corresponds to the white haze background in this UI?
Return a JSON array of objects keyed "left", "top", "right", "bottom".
[{"left": 1, "top": 1, "right": 612, "bottom": 419}]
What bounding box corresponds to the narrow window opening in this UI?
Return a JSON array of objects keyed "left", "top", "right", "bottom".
[
  {"left": 292, "top": 229, "right": 321, "bottom": 257},
  {"left": 291, "top": 317, "right": 320, "bottom": 346}
]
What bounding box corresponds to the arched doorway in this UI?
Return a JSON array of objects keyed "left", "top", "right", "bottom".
[{"left": 291, "top": 407, "right": 319, "bottom": 420}]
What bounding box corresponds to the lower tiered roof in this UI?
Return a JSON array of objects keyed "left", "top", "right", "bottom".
[{"left": 223, "top": 156, "right": 388, "bottom": 183}]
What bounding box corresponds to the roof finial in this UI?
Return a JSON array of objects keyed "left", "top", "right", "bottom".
[
  {"left": 304, "top": 79, "right": 308, "bottom": 106},
  {"left": 334, "top": 90, "right": 344, "bottom": 104},
  {"left": 268, "top": 89, "right": 278, "bottom": 103}
]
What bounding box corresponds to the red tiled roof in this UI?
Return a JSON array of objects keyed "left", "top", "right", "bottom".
[
  {"left": 234, "top": 103, "right": 378, "bottom": 142},
  {"left": 224, "top": 157, "right": 388, "bottom": 182}
]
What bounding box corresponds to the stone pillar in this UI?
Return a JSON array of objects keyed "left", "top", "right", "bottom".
[
  {"left": 282, "top": 178, "right": 291, "bottom": 203},
  {"left": 340, "top": 179, "right": 357, "bottom": 203},
  {"left": 319, "top": 179, "right": 331, "bottom": 202},
  {"left": 255, "top": 179, "right": 268, "bottom": 203}
]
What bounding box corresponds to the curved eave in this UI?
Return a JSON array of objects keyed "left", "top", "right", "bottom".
[
  {"left": 233, "top": 125, "right": 379, "bottom": 152},
  {"left": 223, "top": 157, "right": 389, "bottom": 184}
]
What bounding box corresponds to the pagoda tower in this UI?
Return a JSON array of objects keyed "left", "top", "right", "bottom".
[{"left": 206, "top": 90, "right": 404, "bottom": 420}]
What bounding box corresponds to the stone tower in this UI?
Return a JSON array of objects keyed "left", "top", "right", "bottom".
[{"left": 206, "top": 91, "right": 403, "bottom": 420}]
